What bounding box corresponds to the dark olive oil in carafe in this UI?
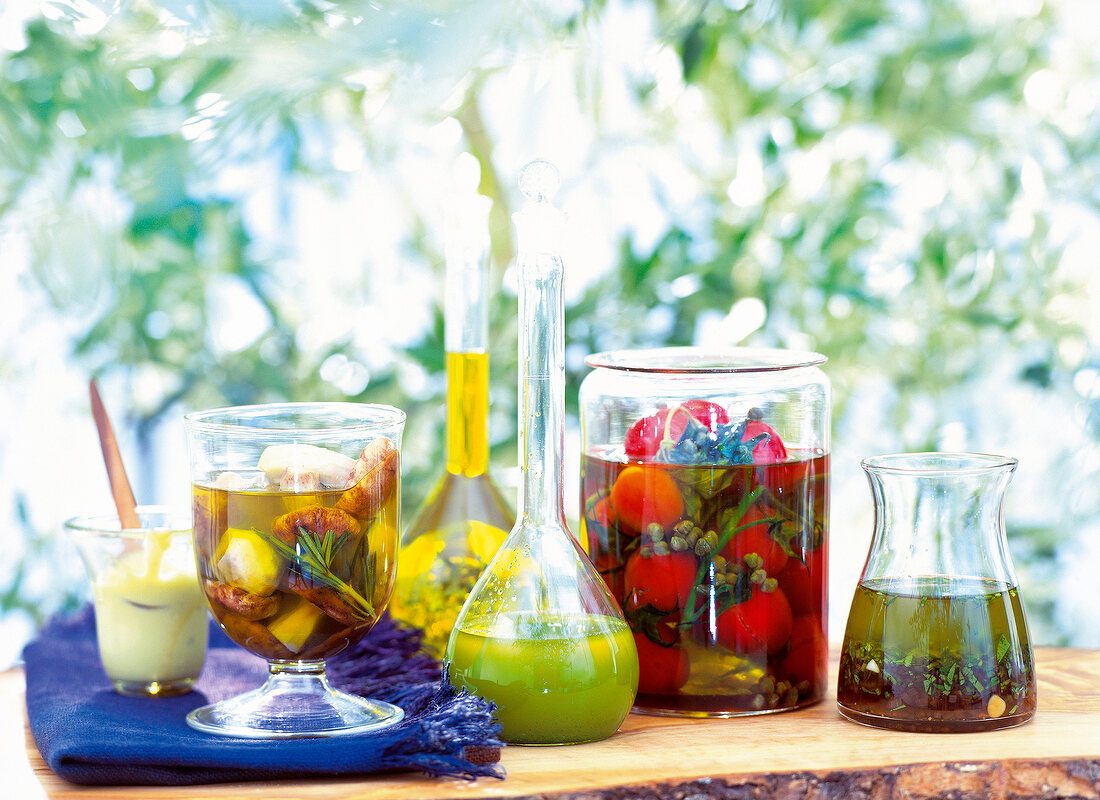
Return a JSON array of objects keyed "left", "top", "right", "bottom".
[{"left": 837, "top": 576, "right": 1036, "bottom": 732}]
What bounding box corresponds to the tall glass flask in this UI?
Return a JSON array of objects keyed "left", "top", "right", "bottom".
[
  {"left": 389, "top": 156, "right": 513, "bottom": 656},
  {"left": 446, "top": 161, "right": 639, "bottom": 745},
  {"left": 837, "top": 452, "right": 1036, "bottom": 732}
]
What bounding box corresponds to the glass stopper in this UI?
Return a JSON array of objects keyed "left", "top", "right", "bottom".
[{"left": 518, "top": 159, "right": 560, "bottom": 204}]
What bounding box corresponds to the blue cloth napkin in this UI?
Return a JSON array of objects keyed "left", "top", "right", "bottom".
[{"left": 23, "top": 606, "right": 503, "bottom": 786}]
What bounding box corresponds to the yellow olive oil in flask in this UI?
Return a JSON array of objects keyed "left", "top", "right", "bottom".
[
  {"left": 389, "top": 157, "right": 514, "bottom": 657},
  {"left": 445, "top": 160, "right": 639, "bottom": 745}
]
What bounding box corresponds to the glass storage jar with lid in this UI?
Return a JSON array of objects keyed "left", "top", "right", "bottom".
[{"left": 579, "top": 347, "right": 830, "bottom": 717}]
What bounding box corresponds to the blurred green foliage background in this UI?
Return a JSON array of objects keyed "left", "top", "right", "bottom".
[{"left": 1, "top": 0, "right": 1098, "bottom": 660}]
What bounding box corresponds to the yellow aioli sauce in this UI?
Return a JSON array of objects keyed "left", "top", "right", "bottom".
[{"left": 93, "top": 530, "right": 208, "bottom": 691}]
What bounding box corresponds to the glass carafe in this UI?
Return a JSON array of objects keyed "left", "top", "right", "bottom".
[
  {"left": 445, "top": 161, "right": 639, "bottom": 745},
  {"left": 838, "top": 452, "right": 1036, "bottom": 732},
  {"left": 389, "top": 156, "right": 513, "bottom": 656}
]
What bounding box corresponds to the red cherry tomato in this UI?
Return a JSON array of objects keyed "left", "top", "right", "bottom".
[
  {"left": 590, "top": 497, "right": 615, "bottom": 528},
  {"left": 780, "top": 614, "right": 826, "bottom": 685},
  {"left": 761, "top": 455, "right": 811, "bottom": 501},
  {"left": 745, "top": 587, "right": 793, "bottom": 654},
  {"left": 722, "top": 505, "right": 789, "bottom": 575},
  {"left": 624, "top": 408, "right": 686, "bottom": 460},
  {"left": 803, "top": 543, "right": 827, "bottom": 615},
  {"left": 593, "top": 552, "right": 626, "bottom": 600},
  {"left": 634, "top": 631, "right": 690, "bottom": 694},
  {"left": 743, "top": 419, "right": 788, "bottom": 464},
  {"left": 776, "top": 557, "right": 813, "bottom": 617},
  {"left": 714, "top": 606, "right": 763, "bottom": 657},
  {"left": 624, "top": 549, "right": 698, "bottom": 612},
  {"left": 624, "top": 401, "right": 728, "bottom": 460},
  {"left": 716, "top": 585, "right": 793, "bottom": 655},
  {"left": 679, "top": 399, "right": 729, "bottom": 429},
  {"left": 610, "top": 465, "right": 684, "bottom": 533},
  {"left": 583, "top": 497, "right": 616, "bottom": 549}
]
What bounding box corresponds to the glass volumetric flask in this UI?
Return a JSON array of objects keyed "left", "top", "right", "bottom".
[
  {"left": 389, "top": 156, "right": 513, "bottom": 657},
  {"left": 446, "top": 160, "right": 639, "bottom": 745},
  {"left": 838, "top": 452, "right": 1036, "bottom": 732}
]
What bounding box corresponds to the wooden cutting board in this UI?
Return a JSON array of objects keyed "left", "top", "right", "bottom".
[{"left": 6, "top": 647, "right": 1100, "bottom": 799}]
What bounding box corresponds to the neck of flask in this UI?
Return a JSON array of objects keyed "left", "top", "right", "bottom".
[
  {"left": 444, "top": 203, "right": 492, "bottom": 477},
  {"left": 445, "top": 351, "right": 490, "bottom": 476},
  {"left": 516, "top": 250, "right": 567, "bottom": 529}
]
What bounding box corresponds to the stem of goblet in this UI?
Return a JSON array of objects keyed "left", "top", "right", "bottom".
[
  {"left": 270, "top": 660, "right": 325, "bottom": 675},
  {"left": 266, "top": 660, "right": 333, "bottom": 693}
]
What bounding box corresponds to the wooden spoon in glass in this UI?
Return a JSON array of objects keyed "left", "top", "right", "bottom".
[{"left": 89, "top": 378, "right": 140, "bottom": 529}]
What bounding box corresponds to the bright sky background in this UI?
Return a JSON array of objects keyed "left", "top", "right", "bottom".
[{"left": 2, "top": 0, "right": 1099, "bottom": 666}]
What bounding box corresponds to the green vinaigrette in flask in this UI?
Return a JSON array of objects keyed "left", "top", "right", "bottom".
[{"left": 446, "top": 160, "right": 639, "bottom": 745}]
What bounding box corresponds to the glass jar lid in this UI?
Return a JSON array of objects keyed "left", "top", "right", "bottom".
[{"left": 584, "top": 346, "right": 826, "bottom": 374}]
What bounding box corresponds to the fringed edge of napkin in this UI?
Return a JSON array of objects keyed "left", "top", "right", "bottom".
[
  {"left": 381, "top": 679, "right": 505, "bottom": 780},
  {"left": 328, "top": 618, "right": 505, "bottom": 778}
]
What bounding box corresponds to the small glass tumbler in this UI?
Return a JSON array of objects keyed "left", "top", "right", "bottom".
[
  {"left": 66, "top": 507, "right": 208, "bottom": 697},
  {"left": 837, "top": 452, "right": 1037, "bottom": 732}
]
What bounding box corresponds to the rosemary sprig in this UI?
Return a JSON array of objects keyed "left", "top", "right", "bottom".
[
  {"left": 254, "top": 526, "right": 375, "bottom": 620},
  {"left": 297, "top": 527, "right": 351, "bottom": 572}
]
